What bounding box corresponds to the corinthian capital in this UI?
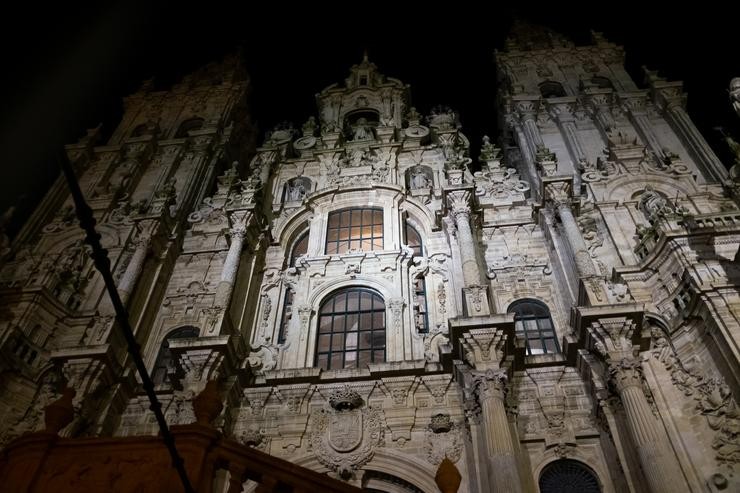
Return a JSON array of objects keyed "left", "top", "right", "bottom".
[
  {"left": 512, "top": 97, "right": 540, "bottom": 120},
  {"left": 607, "top": 356, "right": 644, "bottom": 393},
  {"left": 446, "top": 190, "right": 472, "bottom": 217},
  {"left": 473, "top": 369, "right": 508, "bottom": 401},
  {"left": 543, "top": 180, "right": 572, "bottom": 209}
]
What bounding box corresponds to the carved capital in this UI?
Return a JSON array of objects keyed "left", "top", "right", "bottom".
[
  {"left": 446, "top": 190, "right": 472, "bottom": 218},
  {"left": 473, "top": 369, "right": 508, "bottom": 402},
  {"left": 608, "top": 356, "right": 644, "bottom": 393},
  {"left": 513, "top": 99, "right": 540, "bottom": 120},
  {"left": 544, "top": 180, "right": 572, "bottom": 208}
]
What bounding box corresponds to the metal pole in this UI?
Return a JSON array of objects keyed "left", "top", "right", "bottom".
[{"left": 60, "top": 155, "right": 196, "bottom": 493}]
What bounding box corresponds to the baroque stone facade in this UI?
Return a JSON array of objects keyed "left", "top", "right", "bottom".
[{"left": 1, "top": 25, "right": 739, "bottom": 493}]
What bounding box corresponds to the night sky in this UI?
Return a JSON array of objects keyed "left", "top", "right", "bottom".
[{"left": 1, "top": 3, "right": 738, "bottom": 237}]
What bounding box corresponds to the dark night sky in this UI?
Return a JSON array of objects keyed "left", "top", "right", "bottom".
[{"left": 1, "top": 3, "right": 738, "bottom": 236}]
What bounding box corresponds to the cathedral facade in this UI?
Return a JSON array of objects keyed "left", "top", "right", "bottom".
[{"left": 1, "top": 26, "right": 739, "bottom": 493}]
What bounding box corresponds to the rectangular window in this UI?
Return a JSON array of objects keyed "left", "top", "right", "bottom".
[{"left": 325, "top": 208, "right": 384, "bottom": 254}]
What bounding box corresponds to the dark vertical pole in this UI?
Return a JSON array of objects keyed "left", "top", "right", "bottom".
[{"left": 60, "top": 155, "right": 196, "bottom": 493}]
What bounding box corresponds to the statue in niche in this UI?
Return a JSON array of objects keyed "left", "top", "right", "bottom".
[
  {"left": 287, "top": 179, "right": 306, "bottom": 202},
  {"left": 730, "top": 77, "right": 740, "bottom": 118},
  {"left": 352, "top": 117, "right": 373, "bottom": 141},
  {"left": 302, "top": 116, "right": 317, "bottom": 137},
  {"left": 410, "top": 167, "right": 431, "bottom": 189},
  {"left": 638, "top": 185, "right": 673, "bottom": 221}
]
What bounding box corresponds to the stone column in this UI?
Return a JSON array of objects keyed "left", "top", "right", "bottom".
[
  {"left": 118, "top": 230, "right": 152, "bottom": 306},
  {"left": 549, "top": 100, "right": 587, "bottom": 193},
  {"left": 473, "top": 370, "right": 522, "bottom": 493},
  {"left": 214, "top": 221, "right": 247, "bottom": 309},
  {"left": 584, "top": 90, "right": 616, "bottom": 134},
  {"left": 608, "top": 356, "right": 687, "bottom": 493},
  {"left": 448, "top": 191, "right": 480, "bottom": 287},
  {"left": 545, "top": 182, "right": 596, "bottom": 278},
  {"left": 652, "top": 84, "right": 727, "bottom": 182},
  {"left": 620, "top": 92, "right": 666, "bottom": 160},
  {"left": 514, "top": 99, "right": 544, "bottom": 159}
]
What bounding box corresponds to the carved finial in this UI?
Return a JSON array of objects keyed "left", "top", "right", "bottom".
[
  {"left": 435, "top": 457, "right": 462, "bottom": 493},
  {"left": 192, "top": 380, "right": 223, "bottom": 426},
  {"left": 362, "top": 49, "right": 369, "bottom": 63},
  {"left": 44, "top": 387, "right": 76, "bottom": 434}
]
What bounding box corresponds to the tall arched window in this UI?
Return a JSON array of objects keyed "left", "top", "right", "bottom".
[
  {"left": 405, "top": 222, "right": 428, "bottom": 333},
  {"left": 508, "top": 299, "right": 560, "bottom": 355},
  {"left": 539, "top": 459, "right": 600, "bottom": 493},
  {"left": 278, "top": 231, "right": 309, "bottom": 344},
  {"left": 326, "top": 208, "right": 383, "bottom": 254},
  {"left": 539, "top": 81, "right": 566, "bottom": 98},
  {"left": 174, "top": 117, "right": 204, "bottom": 138},
  {"left": 152, "top": 326, "right": 199, "bottom": 385},
  {"left": 316, "top": 288, "right": 385, "bottom": 370}
]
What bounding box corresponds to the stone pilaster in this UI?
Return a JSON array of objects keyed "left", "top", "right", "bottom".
[
  {"left": 473, "top": 369, "right": 522, "bottom": 493},
  {"left": 619, "top": 91, "right": 666, "bottom": 160},
  {"left": 548, "top": 99, "right": 587, "bottom": 192},
  {"left": 117, "top": 229, "right": 152, "bottom": 307},
  {"left": 608, "top": 356, "right": 687, "bottom": 493},
  {"left": 650, "top": 81, "right": 727, "bottom": 182},
  {"left": 213, "top": 221, "right": 247, "bottom": 310}
]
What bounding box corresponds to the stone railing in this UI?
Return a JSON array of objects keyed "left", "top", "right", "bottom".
[{"left": 0, "top": 382, "right": 462, "bottom": 493}]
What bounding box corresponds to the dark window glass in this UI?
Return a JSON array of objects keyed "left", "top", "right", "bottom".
[
  {"left": 316, "top": 288, "right": 385, "bottom": 370},
  {"left": 539, "top": 459, "right": 600, "bottom": 493},
  {"left": 509, "top": 299, "right": 560, "bottom": 356},
  {"left": 289, "top": 231, "right": 309, "bottom": 267},
  {"left": 325, "top": 208, "right": 383, "bottom": 254},
  {"left": 152, "top": 326, "right": 199, "bottom": 385},
  {"left": 405, "top": 222, "right": 423, "bottom": 257}
]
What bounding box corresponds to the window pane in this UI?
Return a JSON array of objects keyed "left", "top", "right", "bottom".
[
  {"left": 346, "top": 292, "right": 359, "bottom": 311},
  {"left": 360, "top": 293, "right": 372, "bottom": 310},
  {"left": 332, "top": 334, "right": 344, "bottom": 351},
  {"left": 372, "top": 312, "right": 385, "bottom": 328},
  {"left": 545, "top": 339, "right": 558, "bottom": 353},
  {"left": 361, "top": 239, "right": 373, "bottom": 251},
  {"left": 360, "top": 313, "right": 372, "bottom": 329},
  {"left": 346, "top": 332, "right": 358, "bottom": 350},
  {"left": 318, "top": 334, "right": 331, "bottom": 351},
  {"left": 359, "top": 331, "right": 372, "bottom": 349},
  {"left": 346, "top": 314, "right": 358, "bottom": 332},
  {"left": 327, "top": 229, "right": 338, "bottom": 242},
  {"left": 372, "top": 332, "right": 386, "bottom": 348},
  {"left": 339, "top": 228, "right": 350, "bottom": 241},
  {"left": 529, "top": 339, "right": 544, "bottom": 355},
  {"left": 317, "top": 354, "right": 328, "bottom": 370},
  {"left": 319, "top": 316, "right": 332, "bottom": 332},
  {"left": 362, "top": 210, "right": 373, "bottom": 223},
  {"left": 351, "top": 226, "right": 362, "bottom": 239},
  {"left": 373, "top": 225, "right": 383, "bottom": 236},
  {"left": 328, "top": 214, "right": 339, "bottom": 227},
  {"left": 350, "top": 240, "right": 361, "bottom": 250},
  {"left": 373, "top": 239, "right": 383, "bottom": 249},
  {"left": 340, "top": 211, "right": 350, "bottom": 227},
  {"left": 333, "top": 318, "right": 345, "bottom": 332},
  {"left": 373, "top": 210, "right": 383, "bottom": 223},
  {"left": 358, "top": 350, "right": 371, "bottom": 367},
  {"left": 331, "top": 353, "right": 343, "bottom": 369},
  {"left": 334, "top": 293, "right": 347, "bottom": 310},
  {"left": 373, "top": 349, "right": 384, "bottom": 362},
  {"left": 326, "top": 243, "right": 337, "bottom": 255}
]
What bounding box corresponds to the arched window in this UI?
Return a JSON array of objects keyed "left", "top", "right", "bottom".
[
  {"left": 152, "top": 326, "right": 199, "bottom": 385},
  {"left": 174, "top": 117, "right": 204, "bottom": 138},
  {"left": 540, "top": 81, "right": 566, "bottom": 98},
  {"left": 539, "top": 459, "right": 600, "bottom": 493},
  {"left": 591, "top": 76, "right": 613, "bottom": 89},
  {"left": 405, "top": 222, "right": 428, "bottom": 333},
  {"left": 405, "top": 222, "right": 423, "bottom": 257},
  {"left": 325, "top": 208, "right": 383, "bottom": 254},
  {"left": 277, "top": 232, "right": 309, "bottom": 344},
  {"left": 508, "top": 299, "right": 560, "bottom": 355},
  {"left": 316, "top": 288, "right": 385, "bottom": 370}
]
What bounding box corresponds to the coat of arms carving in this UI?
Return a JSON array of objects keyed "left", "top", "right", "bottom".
[{"left": 309, "top": 387, "right": 384, "bottom": 479}]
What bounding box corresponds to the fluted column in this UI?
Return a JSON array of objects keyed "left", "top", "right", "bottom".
[
  {"left": 214, "top": 222, "right": 247, "bottom": 309},
  {"left": 448, "top": 192, "right": 480, "bottom": 287},
  {"left": 545, "top": 182, "right": 596, "bottom": 278},
  {"left": 653, "top": 85, "right": 727, "bottom": 182},
  {"left": 609, "top": 357, "right": 687, "bottom": 493},
  {"left": 514, "top": 99, "right": 544, "bottom": 159},
  {"left": 473, "top": 370, "right": 522, "bottom": 493},
  {"left": 117, "top": 230, "right": 152, "bottom": 306},
  {"left": 549, "top": 100, "right": 587, "bottom": 193},
  {"left": 620, "top": 92, "right": 666, "bottom": 159},
  {"left": 584, "top": 90, "right": 616, "bottom": 135}
]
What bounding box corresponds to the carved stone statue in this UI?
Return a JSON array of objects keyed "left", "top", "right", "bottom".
[
  {"left": 352, "top": 117, "right": 373, "bottom": 141},
  {"left": 287, "top": 180, "right": 306, "bottom": 202},
  {"left": 638, "top": 185, "right": 673, "bottom": 221},
  {"left": 410, "top": 167, "right": 431, "bottom": 189},
  {"left": 730, "top": 77, "right": 740, "bottom": 118}
]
